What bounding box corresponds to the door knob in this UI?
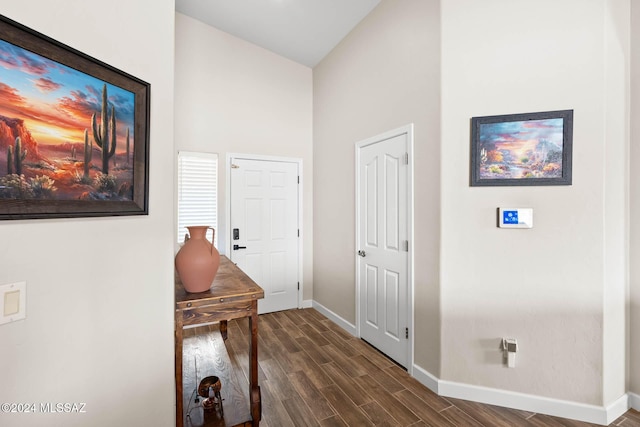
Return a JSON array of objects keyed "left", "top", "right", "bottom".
[
  {"left": 357, "top": 250, "right": 366, "bottom": 257},
  {"left": 233, "top": 245, "right": 247, "bottom": 250}
]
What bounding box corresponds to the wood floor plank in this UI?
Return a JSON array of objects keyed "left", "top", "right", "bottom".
[
  {"left": 298, "top": 323, "right": 331, "bottom": 346},
  {"left": 259, "top": 358, "right": 298, "bottom": 400},
  {"left": 321, "top": 362, "right": 374, "bottom": 406},
  {"left": 360, "top": 400, "right": 401, "bottom": 426},
  {"left": 350, "top": 353, "right": 383, "bottom": 375},
  {"left": 234, "top": 316, "right": 250, "bottom": 336},
  {"left": 320, "top": 384, "right": 375, "bottom": 426},
  {"left": 354, "top": 374, "right": 420, "bottom": 425},
  {"left": 321, "top": 319, "right": 355, "bottom": 342},
  {"left": 322, "top": 344, "right": 370, "bottom": 377},
  {"left": 261, "top": 313, "right": 283, "bottom": 331},
  {"left": 321, "top": 329, "right": 360, "bottom": 357},
  {"left": 617, "top": 416, "right": 640, "bottom": 427},
  {"left": 385, "top": 365, "right": 452, "bottom": 412},
  {"left": 446, "top": 398, "right": 534, "bottom": 427},
  {"left": 305, "top": 319, "right": 332, "bottom": 335},
  {"left": 281, "top": 307, "right": 308, "bottom": 325},
  {"left": 319, "top": 415, "right": 349, "bottom": 427},
  {"left": 301, "top": 307, "right": 329, "bottom": 323},
  {"left": 281, "top": 394, "right": 320, "bottom": 427},
  {"left": 528, "top": 413, "right": 581, "bottom": 427},
  {"left": 297, "top": 336, "right": 333, "bottom": 365},
  {"left": 438, "top": 405, "right": 485, "bottom": 426},
  {"left": 261, "top": 378, "right": 296, "bottom": 427},
  {"left": 288, "top": 370, "right": 336, "bottom": 420},
  {"left": 271, "top": 343, "right": 299, "bottom": 373},
  {"left": 289, "top": 352, "right": 334, "bottom": 389},
  {"left": 272, "top": 311, "right": 306, "bottom": 338},
  {"left": 620, "top": 410, "right": 640, "bottom": 426},
  {"left": 348, "top": 338, "right": 397, "bottom": 369},
  {"left": 361, "top": 358, "right": 406, "bottom": 394},
  {"left": 273, "top": 327, "right": 303, "bottom": 353},
  {"left": 394, "top": 389, "right": 456, "bottom": 426}
]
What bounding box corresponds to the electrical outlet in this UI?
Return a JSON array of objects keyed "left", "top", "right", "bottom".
[
  {"left": 1, "top": 281, "right": 26, "bottom": 325},
  {"left": 502, "top": 338, "right": 518, "bottom": 368}
]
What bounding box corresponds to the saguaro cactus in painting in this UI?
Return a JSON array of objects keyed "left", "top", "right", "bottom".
[
  {"left": 91, "top": 84, "right": 117, "bottom": 175},
  {"left": 13, "top": 137, "right": 27, "bottom": 175},
  {"left": 83, "top": 129, "right": 93, "bottom": 179}
]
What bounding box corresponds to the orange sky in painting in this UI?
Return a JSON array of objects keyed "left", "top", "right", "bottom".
[
  {"left": 0, "top": 38, "right": 135, "bottom": 150},
  {"left": 0, "top": 81, "right": 95, "bottom": 146}
]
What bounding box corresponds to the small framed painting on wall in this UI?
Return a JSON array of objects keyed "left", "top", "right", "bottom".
[{"left": 470, "top": 110, "right": 573, "bottom": 187}]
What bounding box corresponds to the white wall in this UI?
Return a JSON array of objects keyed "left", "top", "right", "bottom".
[
  {"left": 174, "top": 13, "right": 314, "bottom": 301},
  {"left": 313, "top": 0, "right": 441, "bottom": 375},
  {"left": 441, "top": 0, "right": 627, "bottom": 406},
  {"left": 0, "top": 1, "right": 176, "bottom": 427},
  {"left": 602, "top": 0, "right": 629, "bottom": 406},
  {"left": 630, "top": 0, "right": 640, "bottom": 400}
]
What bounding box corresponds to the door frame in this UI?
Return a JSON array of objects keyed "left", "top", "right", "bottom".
[
  {"left": 354, "top": 124, "right": 414, "bottom": 374},
  {"left": 226, "top": 153, "right": 304, "bottom": 309}
]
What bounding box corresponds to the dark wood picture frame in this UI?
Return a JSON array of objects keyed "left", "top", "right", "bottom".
[
  {"left": 470, "top": 110, "right": 573, "bottom": 187},
  {"left": 0, "top": 14, "right": 149, "bottom": 219}
]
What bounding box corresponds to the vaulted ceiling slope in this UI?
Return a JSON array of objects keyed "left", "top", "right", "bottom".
[{"left": 175, "top": 0, "right": 381, "bottom": 67}]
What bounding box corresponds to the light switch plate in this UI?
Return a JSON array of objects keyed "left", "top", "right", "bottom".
[
  {"left": 498, "top": 208, "right": 533, "bottom": 229},
  {"left": 0, "top": 281, "right": 26, "bottom": 325}
]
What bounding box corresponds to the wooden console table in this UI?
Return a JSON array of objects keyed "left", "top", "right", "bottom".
[{"left": 175, "top": 255, "right": 264, "bottom": 427}]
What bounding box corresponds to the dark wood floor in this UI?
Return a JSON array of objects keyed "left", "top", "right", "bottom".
[{"left": 184, "top": 308, "right": 640, "bottom": 427}]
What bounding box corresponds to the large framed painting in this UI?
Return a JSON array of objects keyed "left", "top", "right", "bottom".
[
  {"left": 470, "top": 110, "right": 573, "bottom": 186},
  {"left": 0, "top": 14, "right": 149, "bottom": 219}
]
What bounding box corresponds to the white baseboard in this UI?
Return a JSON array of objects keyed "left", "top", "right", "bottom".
[
  {"left": 311, "top": 300, "right": 357, "bottom": 336},
  {"left": 605, "top": 394, "right": 630, "bottom": 425},
  {"left": 629, "top": 392, "right": 640, "bottom": 411},
  {"left": 435, "top": 379, "right": 627, "bottom": 426},
  {"left": 411, "top": 364, "right": 439, "bottom": 395},
  {"left": 301, "top": 299, "right": 313, "bottom": 309}
]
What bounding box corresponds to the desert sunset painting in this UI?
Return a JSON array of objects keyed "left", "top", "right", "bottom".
[
  {"left": 477, "top": 118, "right": 565, "bottom": 180},
  {"left": 0, "top": 37, "right": 136, "bottom": 201}
]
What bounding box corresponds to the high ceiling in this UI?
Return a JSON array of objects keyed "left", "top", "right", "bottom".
[{"left": 174, "top": 0, "right": 381, "bottom": 68}]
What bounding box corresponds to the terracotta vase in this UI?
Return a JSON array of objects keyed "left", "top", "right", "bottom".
[{"left": 175, "top": 226, "right": 220, "bottom": 293}]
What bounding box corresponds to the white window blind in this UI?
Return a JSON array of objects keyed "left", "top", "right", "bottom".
[{"left": 177, "top": 151, "right": 218, "bottom": 246}]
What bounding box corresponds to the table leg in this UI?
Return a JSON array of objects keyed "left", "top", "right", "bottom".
[
  {"left": 175, "top": 312, "right": 184, "bottom": 427},
  {"left": 248, "top": 301, "right": 261, "bottom": 425},
  {"left": 220, "top": 319, "right": 228, "bottom": 340}
]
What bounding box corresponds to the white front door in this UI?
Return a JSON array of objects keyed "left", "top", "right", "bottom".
[
  {"left": 230, "top": 158, "right": 299, "bottom": 314},
  {"left": 357, "top": 130, "right": 410, "bottom": 368}
]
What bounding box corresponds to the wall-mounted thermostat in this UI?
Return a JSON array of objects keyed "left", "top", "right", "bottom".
[{"left": 498, "top": 208, "right": 533, "bottom": 229}]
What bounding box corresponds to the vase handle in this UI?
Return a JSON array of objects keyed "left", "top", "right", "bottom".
[{"left": 209, "top": 227, "right": 215, "bottom": 255}]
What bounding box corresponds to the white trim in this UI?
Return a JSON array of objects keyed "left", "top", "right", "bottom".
[
  {"left": 301, "top": 299, "right": 313, "bottom": 309},
  {"left": 411, "top": 364, "right": 439, "bottom": 395},
  {"left": 605, "top": 394, "right": 629, "bottom": 425},
  {"left": 629, "top": 392, "right": 640, "bottom": 411},
  {"left": 312, "top": 300, "right": 357, "bottom": 337},
  {"left": 225, "top": 153, "right": 304, "bottom": 309},
  {"left": 354, "top": 124, "right": 415, "bottom": 373},
  {"left": 437, "top": 379, "right": 628, "bottom": 426}
]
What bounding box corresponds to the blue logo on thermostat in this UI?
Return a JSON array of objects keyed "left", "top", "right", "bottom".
[{"left": 503, "top": 210, "right": 518, "bottom": 224}]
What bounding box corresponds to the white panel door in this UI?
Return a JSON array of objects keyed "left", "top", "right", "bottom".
[
  {"left": 357, "top": 133, "right": 408, "bottom": 367},
  {"left": 230, "top": 158, "right": 299, "bottom": 314}
]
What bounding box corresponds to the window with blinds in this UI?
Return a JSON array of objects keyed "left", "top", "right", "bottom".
[{"left": 177, "top": 151, "right": 218, "bottom": 246}]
